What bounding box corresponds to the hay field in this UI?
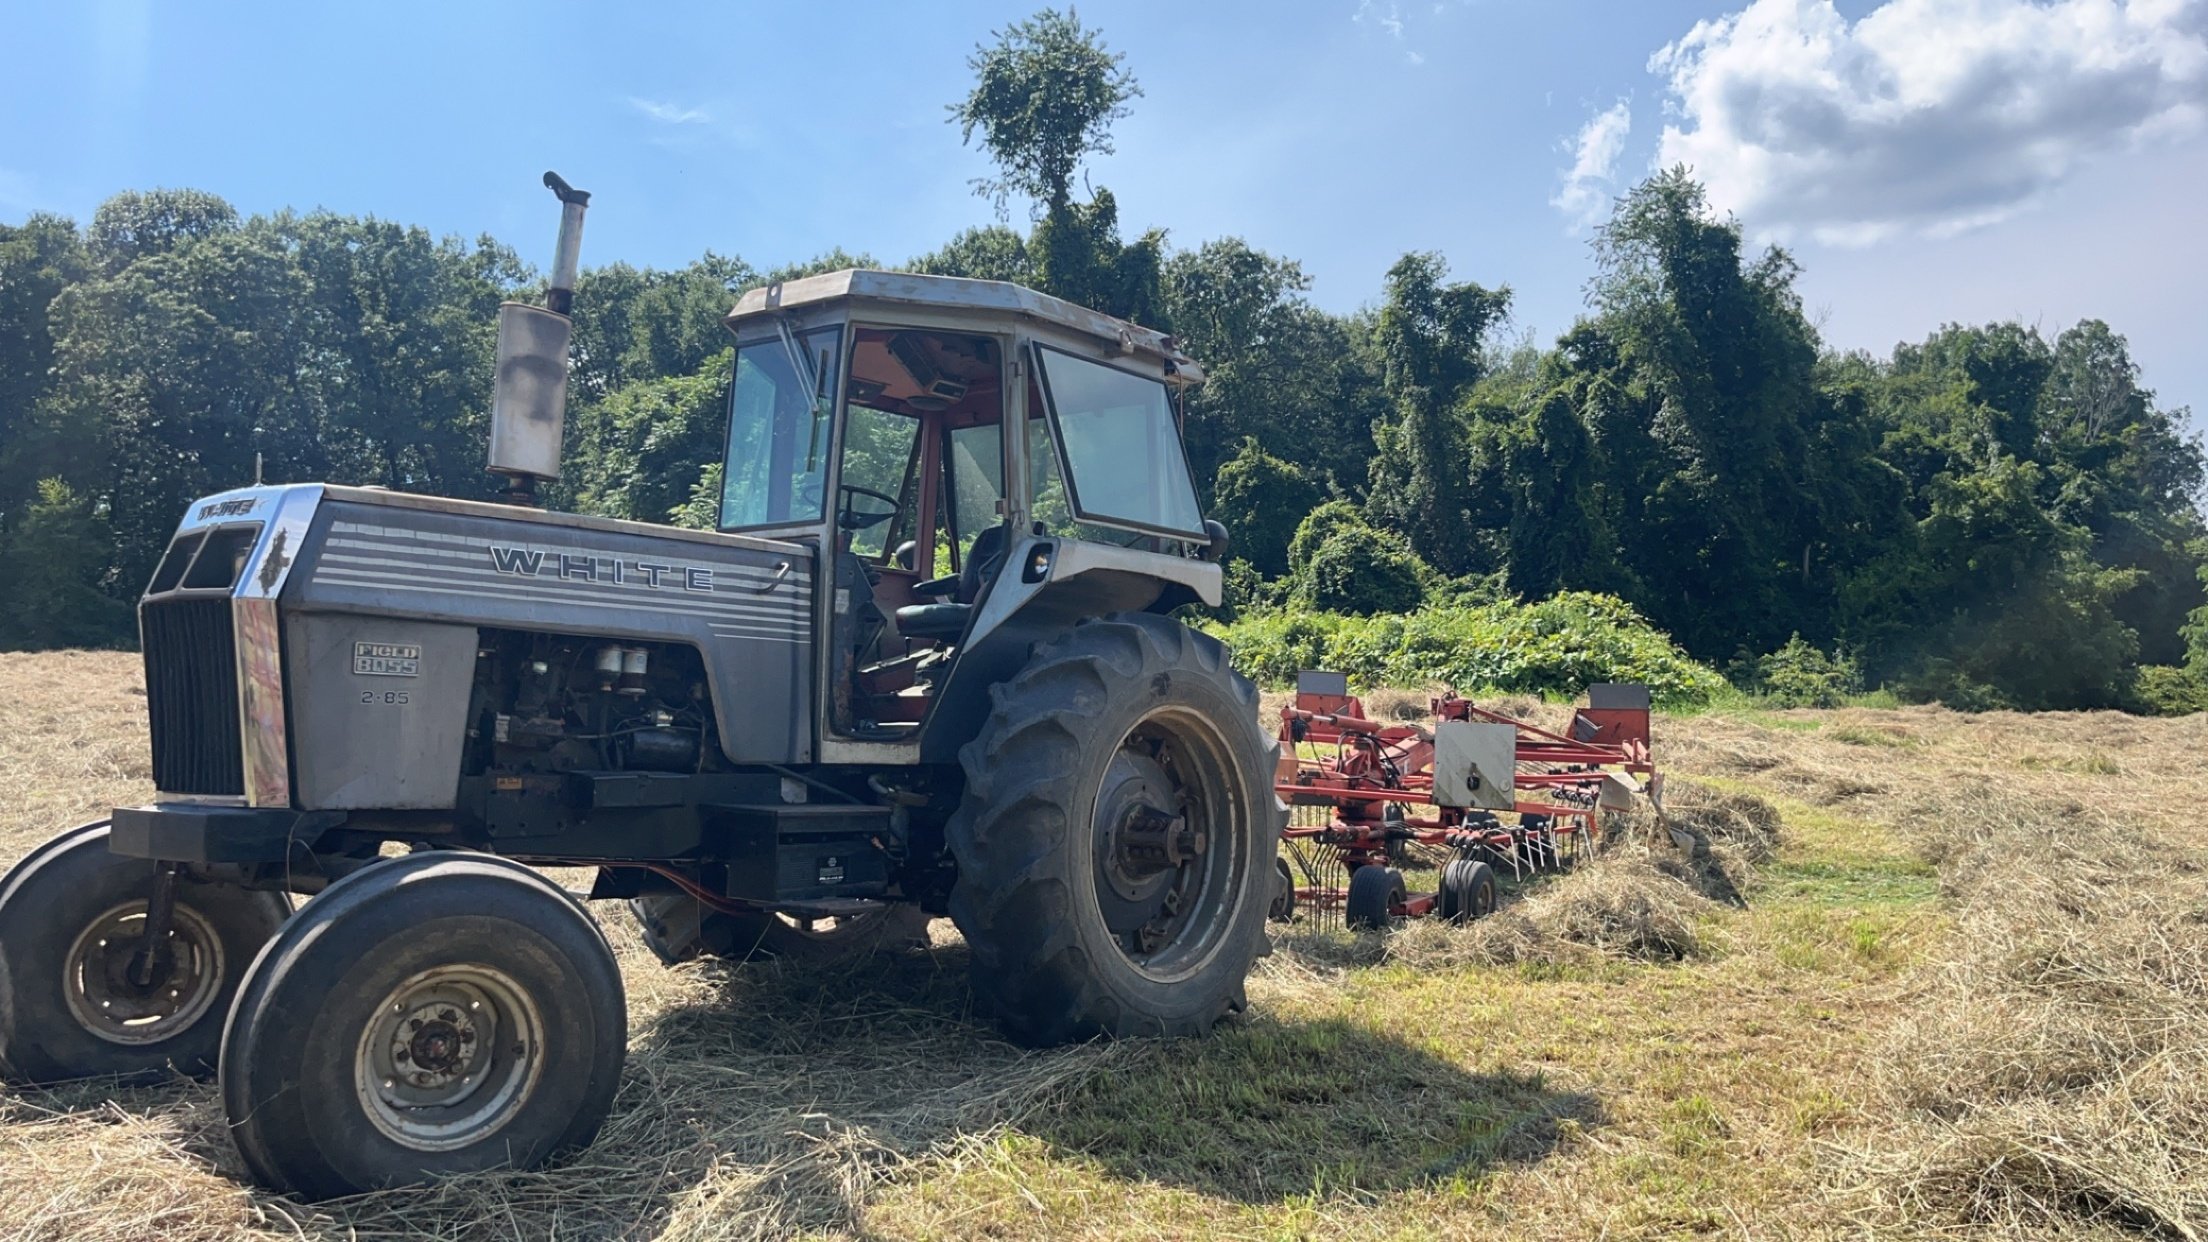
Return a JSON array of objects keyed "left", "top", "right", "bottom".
[{"left": 1, "top": 649, "right": 2203, "bottom": 1240}]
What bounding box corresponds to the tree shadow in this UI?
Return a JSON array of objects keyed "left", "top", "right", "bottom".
[{"left": 0, "top": 938, "right": 1597, "bottom": 1238}]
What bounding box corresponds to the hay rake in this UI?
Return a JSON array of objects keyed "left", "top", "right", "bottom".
[{"left": 1270, "top": 673, "right": 1663, "bottom": 930}]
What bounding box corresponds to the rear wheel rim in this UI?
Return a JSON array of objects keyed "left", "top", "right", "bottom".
[
  {"left": 63, "top": 901, "right": 225, "bottom": 1046},
  {"left": 355, "top": 964, "right": 546, "bottom": 1152},
  {"left": 1089, "top": 707, "right": 1252, "bottom": 983}
]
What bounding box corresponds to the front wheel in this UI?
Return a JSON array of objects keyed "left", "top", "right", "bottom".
[
  {"left": 220, "top": 852, "right": 625, "bottom": 1199},
  {"left": 0, "top": 822, "right": 289, "bottom": 1083},
  {"left": 947, "top": 613, "right": 1286, "bottom": 1046}
]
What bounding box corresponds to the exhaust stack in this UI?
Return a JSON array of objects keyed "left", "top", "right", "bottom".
[{"left": 487, "top": 171, "right": 592, "bottom": 505}]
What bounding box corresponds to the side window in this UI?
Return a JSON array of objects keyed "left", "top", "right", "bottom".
[{"left": 1033, "top": 347, "right": 1206, "bottom": 537}]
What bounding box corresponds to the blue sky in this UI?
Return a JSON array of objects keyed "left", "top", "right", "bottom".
[{"left": 4, "top": 0, "right": 2204, "bottom": 424}]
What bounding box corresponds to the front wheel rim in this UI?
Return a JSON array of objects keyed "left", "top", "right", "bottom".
[
  {"left": 355, "top": 964, "right": 546, "bottom": 1151},
  {"left": 63, "top": 901, "right": 225, "bottom": 1045}
]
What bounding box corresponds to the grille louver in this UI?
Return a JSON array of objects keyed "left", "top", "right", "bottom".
[{"left": 141, "top": 597, "right": 244, "bottom": 796}]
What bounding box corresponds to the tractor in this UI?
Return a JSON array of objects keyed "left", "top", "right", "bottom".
[{"left": 0, "top": 175, "right": 1284, "bottom": 1199}]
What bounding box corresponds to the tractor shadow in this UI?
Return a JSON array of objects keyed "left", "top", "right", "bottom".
[{"left": 0, "top": 936, "right": 1598, "bottom": 1238}]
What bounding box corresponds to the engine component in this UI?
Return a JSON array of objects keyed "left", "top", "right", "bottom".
[
  {"left": 618, "top": 727, "right": 698, "bottom": 772},
  {"left": 617, "top": 647, "right": 649, "bottom": 696}
]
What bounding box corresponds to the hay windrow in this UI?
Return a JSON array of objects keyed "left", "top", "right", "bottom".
[{"left": 1816, "top": 749, "right": 2208, "bottom": 1239}]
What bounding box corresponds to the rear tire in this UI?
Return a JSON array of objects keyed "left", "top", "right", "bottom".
[
  {"left": 947, "top": 613, "right": 1285, "bottom": 1046},
  {"left": 1345, "top": 864, "right": 1405, "bottom": 931},
  {"left": 220, "top": 852, "right": 625, "bottom": 1199},
  {"left": 629, "top": 894, "right": 932, "bottom": 966},
  {"left": 1267, "top": 857, "right": 1296, "bottom": 923},
  {"left": 0, "top": 822, "right": 288, "bottom": 1083},
  {"left": 1439, "top": 858, "right": 1498, "bottom": 925}
]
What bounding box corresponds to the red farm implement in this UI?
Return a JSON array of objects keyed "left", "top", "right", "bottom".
[{"left": 1271, "top": 672, "right": 1664, "bottom": 930}]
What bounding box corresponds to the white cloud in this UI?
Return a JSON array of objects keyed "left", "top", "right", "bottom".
[
  {"left": 1355, "top": 0, "right": 1405, "bottom": 37},
  {"left": 1552, "top": 99, "right": 1634, "bottom": 228},
  {"left": 1648, "top": 0, "right": 2208, "bottom": 244},
  {"left": 628, "top": 97, "right": 713, "bottom": 126}
]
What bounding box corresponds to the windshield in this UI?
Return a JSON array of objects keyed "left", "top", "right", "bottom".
[
  {"left": 1035, "top": 347, "right": 1206, "bottom": 537},
  {"left": 720, "top": 327, "right": 842, "bottom": 529}
]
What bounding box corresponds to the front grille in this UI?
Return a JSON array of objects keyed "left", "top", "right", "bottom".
[{"left": 141, "top": 597, "right": 243, "bottom": 795}]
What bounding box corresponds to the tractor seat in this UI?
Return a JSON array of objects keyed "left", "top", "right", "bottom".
[{"left": 894, "top": 524, "right": 1007, "bottom": 644}]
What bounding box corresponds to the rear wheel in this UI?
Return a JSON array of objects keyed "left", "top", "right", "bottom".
[
  {"left": 1439, "top": 858, "right": 1498, "bottom": 924},
  {"left": 630, "top": 894, "right": 932, "bottom": 966},
  {"left": 0, "top": 822, "right": 288, "bottom": 1083},
  {"left": 1267, "top": 857, "right": 1297, "bottom": 923},
  {"left": 948, "top": 613, "right": 1286, "bottom": 1045},
  {"left": 220, "top": 852, "right": 624, "bottom": 1199},
  {"left": 1345, "top": 864, "right": 1405, "bottom": 931}
]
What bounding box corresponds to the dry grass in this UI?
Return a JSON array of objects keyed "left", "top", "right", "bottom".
[{"left": 2, "top": 652, "right": 2204, "bottom": 1239}]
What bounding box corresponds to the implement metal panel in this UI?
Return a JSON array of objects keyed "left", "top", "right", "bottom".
[
  {"left": 1434, "top": 720, "right": 1518, "bottom": 811},
  {"left": 1588, "top": 683, "right": 1651, "bottom": 711}
]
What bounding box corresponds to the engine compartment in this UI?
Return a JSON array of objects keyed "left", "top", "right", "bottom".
[{"left": 464, "top": 629, "right": 726, "bottom": 778}]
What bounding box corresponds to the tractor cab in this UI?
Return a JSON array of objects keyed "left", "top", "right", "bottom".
[{"left": 716, "top": 271, "right": 1222, "bottom": 760}]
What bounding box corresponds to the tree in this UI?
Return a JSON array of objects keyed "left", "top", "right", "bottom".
[
  {"left": 567, "top": 355, "right": 733, "bottom": 525},
  {"left": 1363, "top": 253, "right": 1510, "bottom": 578},
  {"left": 1028, "top": 188, "right": 1166, "bottom": 325},
  {"left": 1485, "top": 386, "right": 1624, "bottom": 599},
  {"left": 86, "top": 188, "right": 239, "bottom": 276},
  {"left": 1575, "top": 168, "right": 1825, "bottom": 656},
  {"left": 288, "top": 212, "right": 519, "bottom": 496},
  {"left": 1162, "top": 238, "right": 1378, "bottom": 490},
  {"left": 0, "top": 215, "right": 87, "bottom": 525},
  {"left": 1209, "top": 438, "right": 1321, "bottom": 577},
  {"left": 0, "top": 479, "right": 129, "bottom": 649},
  {"left": 951, "top": 8, "right": 1140, "bottom": 215},
  {"left": 909, "top": 226, "right": 1033, "bottom": 284},
  {"left": 1290, "top": 515, "right": 1430, "bottom": 616}
]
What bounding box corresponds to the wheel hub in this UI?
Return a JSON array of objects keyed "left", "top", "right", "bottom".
[
  {"left": 1091, "top": 734, "right": 1229, "bottom": 966},
  {"left": 393, "top": 1001, "right": 480, "bottom": 1087},
  {"left": 356, "top": 967, "right": 543, "bottom": 1152},
  {"left": 63, "top": 902, "right": 224, "bottom": 1046}
]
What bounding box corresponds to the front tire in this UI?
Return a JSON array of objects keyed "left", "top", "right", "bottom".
[
  {"left": 220, "top": 852, "right": 625, "bottom": 1199},
  {"left": 947, "top": 613, "right": 1286, "bottom": 1046},
  {"left": 0, "top": 822, "right": 289, "bottom": 1083}
]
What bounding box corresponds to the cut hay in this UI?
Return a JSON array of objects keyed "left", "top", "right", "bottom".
[{"left": 1816, "top": 760, "right": 2208, "bottom": 1238}]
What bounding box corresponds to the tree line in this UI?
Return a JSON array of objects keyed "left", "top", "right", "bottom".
[{"left": 1, "top": 9, "right": 2202, "bottom": 712}]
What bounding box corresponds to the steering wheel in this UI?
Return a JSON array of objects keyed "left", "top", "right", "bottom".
[{"left": 837, "top": 484, "right": 901, "bottom": 532}]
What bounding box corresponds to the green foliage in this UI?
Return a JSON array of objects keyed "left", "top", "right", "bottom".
[
  {"left": 86, "top": 188, "right": 238, "bottom": 275},
  {"left": 0, "top": 479, "right": 129, "bottom": 649},
  {"left": 2128, "top": 665, "right": 2208, "bottom": 717},
  {"left": 1363, "top": 253, "right": 1511, "bottom": 577},
  {"left": 1163, "top": 238, "right": 1378, "bottom": 488},
  {"left": 1294, "top": 521, "right": 1429, "bottom": 616},
  {"left": 1208, "top": 438, "right": 1320, "bottom": 577},
  {"left": 951, "top": 8, "right": 1139, "bottom": 214},
  {"left": 1734, "top": 635, "right": 1863, "bottom": 709},
  {"left": 908, "top": 226, "right": 1033, "bottom": 284},
  {"left": 1209, "top": 592, "right": 1725, "bottom": 707},
  {"left": 568, "top": 356, "right": 732, "bottom": 525}
]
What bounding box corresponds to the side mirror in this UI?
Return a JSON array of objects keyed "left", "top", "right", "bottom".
[{"left": 1199, "top": 519, "right": 1231, "bottom": 563}]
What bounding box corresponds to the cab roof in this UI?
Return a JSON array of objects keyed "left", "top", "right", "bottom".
[{"left": 726, "top": 269, "right": 1204, "bottom": 387}]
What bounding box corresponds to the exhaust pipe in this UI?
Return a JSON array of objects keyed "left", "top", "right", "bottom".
[{"left": 487, "top": 171, "right": 592, "bottom": 505}]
